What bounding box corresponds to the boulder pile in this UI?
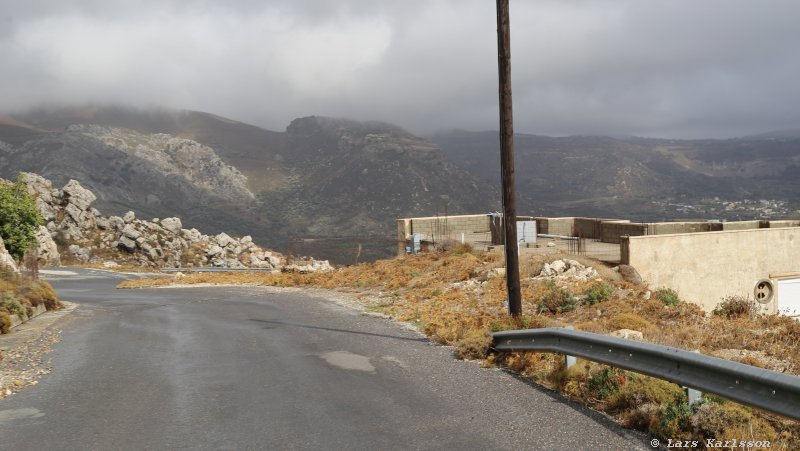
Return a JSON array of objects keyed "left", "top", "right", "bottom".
[
  {"left": 536, "top": 259, "right": 599, "bottom": 281},
  {"left": 19, "top": 173, "right": 331, "bottom": 271}
]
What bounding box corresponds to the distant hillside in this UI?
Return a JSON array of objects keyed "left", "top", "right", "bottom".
[
  {"left": 2, "top": 107, "right": 499, "bottom": 262},
  {"left": 17, "top": 106, "right": 288, "bottom": 192},
  {"left": 7, "top": 105, "right": 797, "bottom": 262},
  {"left": 276, "top": 116, "right": 496, "bottom": 235},
  {"left": 431, "top": 130, "right": 800, "bottom": 220},
  {"left": 0, "top": 124, "right": 269, "bottom": 244}
]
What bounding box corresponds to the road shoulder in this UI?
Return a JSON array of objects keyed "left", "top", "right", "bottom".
[{"left": 0, "top": 302, "right": 78, "bottom": 399}]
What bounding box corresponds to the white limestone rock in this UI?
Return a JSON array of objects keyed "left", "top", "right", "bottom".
[
  {"left": 62, "top": 179, "right": 96, "bottom": 210},
  {"left": 108, "top": 216, "right": 125, "bottom": 231},
  {"left": 215, "top": 232, "right": 235, "bottom": 248},
  {"left": 0, "top": 236, "right": 18, "bottom": 273},
  {"left": 160, "top": 217, "right": 182, "bottom": 235},
  {"left": 609, "top": 329, "right": 644, "bottom": 341},
  {"left": 33, "top": 225, "right": 60, "bottom": 266},
  {"left": 181, "top": 228, "right": 202, "bottom": 244},
  {"left": 122, "top": 224, "right": 141, "bottom": 240},
  {"left": 118, "top": 236, "right": 137, "bottom": 252}
]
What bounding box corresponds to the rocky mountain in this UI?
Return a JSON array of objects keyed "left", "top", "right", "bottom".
[
  {"left": 67, "top": 124, "right": 254, "bottom": 203},
  {"left": 2, "top": 107, "right": 498, "bottom": 262},
  {"left": 7, "top": 105, "right": 796, "bottom": 263},
  {"left": 15, "top": 173, "right": 330, "bottom": 272},
  {"left": 431, "top": 130, "right": 800, "bottom": 220},
  {"left": 1, "top": 120, "right": 261, "bottom": 212},
  {"left": 270, "top": 116, "right": 495, "bottom": 235}
]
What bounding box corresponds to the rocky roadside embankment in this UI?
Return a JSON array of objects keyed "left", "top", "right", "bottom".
[{"left": 19, "top": 173, "right": 331, "bottom": 271}]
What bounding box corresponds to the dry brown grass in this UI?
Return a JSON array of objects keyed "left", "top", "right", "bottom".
[
  {"left": 116, "top": 249, "right": 800, "bottom": 444},
  {"left": 0, "top": 273, "right": 61, "bottom": 334},
  {"left": 79, "top": 261, "right": 161, "bottom": 273}
]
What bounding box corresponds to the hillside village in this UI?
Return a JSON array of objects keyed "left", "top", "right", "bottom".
[{"left": 652, "top": 197, "right": 793, "bottom": 219}]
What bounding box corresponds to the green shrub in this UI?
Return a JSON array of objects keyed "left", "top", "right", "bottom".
[
  {"left": 607, "top": 375, "right": 686, "bottom": 413},
  {"left": 605, "top": 312, "right": 654, "bottom": 332},
  {"left": 537, "top": 280, "right": 579, "bottom": 314},
  {"left": 583, "top": 282, "right": 614, "bottom": 305},
  {"left": 689, "top": 400, "right": 777, "bottom": 444},
  {"left": 650, "top": 401, "right": 693, "bottom": 440},
  {"left": 691, "top": 402, "right": 750, "bottom": 438},
  {"left": 654, "top": 288, "right": 680, "bottom": 306},
  {"left": 587, "top": 367, "right": 625, "bottom": 399},
  {"left": 713, "top": 295, "right": 758, "bottom": 319},
  {"left": 2, "top": 292, "right": 27, "bottom": 320},
  {"left": 0, "top": 175, "right": 43, "bottom": 260}
]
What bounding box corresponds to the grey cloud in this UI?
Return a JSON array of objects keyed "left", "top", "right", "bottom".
[{"left": 1, "top": 0, "right": 799, "bottom": 138}]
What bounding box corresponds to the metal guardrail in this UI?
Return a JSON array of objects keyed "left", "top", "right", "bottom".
[{"left": 491, "top": 327, "right": 800, "bottom": 420}]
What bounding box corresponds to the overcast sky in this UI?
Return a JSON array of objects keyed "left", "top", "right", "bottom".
[{"left": 1, "top": 0, "right": 799, "bottom": 138}]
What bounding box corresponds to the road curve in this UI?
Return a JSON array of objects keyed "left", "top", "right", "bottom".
[{"left": 0, "top": 268, "right": 649, "bottom": 450}]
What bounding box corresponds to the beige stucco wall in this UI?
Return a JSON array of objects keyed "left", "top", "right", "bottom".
[
  {"left": 408, "top": 214, "right": 491, "bottom": 240},
  {"left": 601, "top": 221, "right": 646, "bottom": 244},
  {"left": 534, "top": 217, "right": 575, "bottom": 236},
  {"left": 397, "top": 214, "right": 540, "bottom": 255},
  {"left": 721, "top": 220, "right": 762, "bottom": 231},
  {"left": 622, "top": 227, "right": 800, "bottom": 312},
  {"left": 767, "top": 220, "right": 800, "bottom": 228},
  {"left": 574, "top": 218, "right": 622, "bottom": 239},
  {"left": 396, "top": 214, "right": 493, "bottom": 255},
  {"left": 396, "top": 219, "right": 412, "bottom": 255},
  {"left": 534, "top": 217, "right": 624, "bottom": 238},
  {"left": 647, "top": 222, "right": 720, "bottom": 235}
]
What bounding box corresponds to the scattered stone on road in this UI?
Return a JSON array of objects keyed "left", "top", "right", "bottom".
[{"left": 0, "top": 302, "right": 77, "bottom": 400}]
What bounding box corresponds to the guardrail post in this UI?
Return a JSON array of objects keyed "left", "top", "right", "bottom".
[
  {"left": 564, "top": 326, "right": 576, "bottom": 368},
  {"left": 687, "top": 350, "right": 703, "bottom": 405}
]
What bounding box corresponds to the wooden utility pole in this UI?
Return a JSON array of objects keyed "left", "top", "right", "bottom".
[{"left": 496, "top": 0, "right": 522, "bottom": 317}]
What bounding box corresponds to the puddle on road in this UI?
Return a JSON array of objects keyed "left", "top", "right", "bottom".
[
  {"left": 0, "top": 408, "right": 45, "bottom": 425},
  {"left": 320, "top": 351, "right": 375, "bottom": 373}
]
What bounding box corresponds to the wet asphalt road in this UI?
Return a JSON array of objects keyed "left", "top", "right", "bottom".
[{"left": 0, "top": 268, "right": 648, "bottom": 450}]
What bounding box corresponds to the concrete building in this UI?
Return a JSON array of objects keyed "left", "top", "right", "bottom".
[
  {"left": 621, "top": 226, "right": 800, "bottom": 315},
  {"left": 395, "top": 213, "right": 536, "bottom": 255},
  {"left": 396, "top": 214, "right": 800, "bottom": 316}
]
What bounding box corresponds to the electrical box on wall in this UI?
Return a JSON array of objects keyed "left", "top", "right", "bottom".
[
  {"left": 777, "top": 277, "right": 800, "bottom": 317},
  {"left": 762, "top": 274, "right": 800, "bottom": 317}
]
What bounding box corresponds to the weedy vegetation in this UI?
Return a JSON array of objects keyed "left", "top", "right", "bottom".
[
  {"left": 714, "top": 295, "right": 759, "bottom": 319},
  {"left": 0, "top": 271, "right": 61, "bottom": 335},
  {"left": 654, "top": 287, "right": 681, "bottom": 306}
]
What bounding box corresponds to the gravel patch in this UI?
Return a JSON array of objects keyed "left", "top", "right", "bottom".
[{"left": 0, "top": 302, "right": 77, "bottom": 400}]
